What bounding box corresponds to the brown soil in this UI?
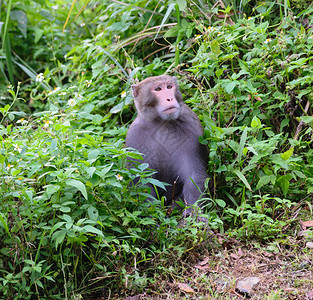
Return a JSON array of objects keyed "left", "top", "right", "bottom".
[{"left": 123, "top": 235, "right": 313, "bottom": 300}]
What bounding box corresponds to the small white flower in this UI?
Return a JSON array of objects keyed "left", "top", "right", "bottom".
[
  {"left": 16, "top": 118, "right": 28, "bottom": 125},
  {"left": 48, "top": 87, "right": 61, "bottom": 95},
  {"left": 74, "top": 93, "right": 83, "bottom": 100},
  {"left": 68, "top": 98, "right": 76, "bottom": 107},
  {"left": 52, "top": 5, "right": 58, "bottom": 9},
  {"left": 13, "top": 144, "right": 22, "bottom": 153},
  {"left": 207, "top": 26, "right": 215, "bottom": 33},
  {"left": 80, "top": 23, "right": 85, "bottom": 27},
  {"left": 121, "top": 91, "right": 127, "bottom": 98},
  {"left": 36, "top": 73, "right": 44, "bottom": 82},
  {"left": 5, "top": 164, "right": 13, "bottom": 171},
  {"left": 265, "top": 38, "right": 272, "bottom": 44},
  {"left": 1, "top": 96, "right": 5, "bottom": 100},
  {"left": 60, "top": 92, "right": 67, "bottom": 96},
  {"left": 85, "top": 80, "right": 92, "bottom": 87},
  {"left": 43, "top": 120, "right": 53, "bottom": 128},
  {"left": 115, "top": 174, "right": 123, "bottom": 181}
]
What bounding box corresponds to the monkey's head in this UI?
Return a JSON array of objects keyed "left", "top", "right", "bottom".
[{"left": 131, "top": 75, "right": 183, "bottom": 121}]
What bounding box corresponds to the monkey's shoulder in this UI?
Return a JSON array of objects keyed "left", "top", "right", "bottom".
[{"left": 178, "top": 104, "right": 204, "bottom": 135}]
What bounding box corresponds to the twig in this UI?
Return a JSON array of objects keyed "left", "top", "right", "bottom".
[
  {"left": 294, "top": 100, "right": 310, "bottom": 140},
  {"left": 171, "top": 176, "right": 179, "bottom": 203}
]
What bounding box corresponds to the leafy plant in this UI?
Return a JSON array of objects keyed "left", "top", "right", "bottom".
[{"left": 1, "top": 0, "right": 313, "bottom": 298}]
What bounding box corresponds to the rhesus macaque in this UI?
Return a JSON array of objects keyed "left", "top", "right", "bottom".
[{"left": 126, "top": 75, "right": 208, "bottom": 218}]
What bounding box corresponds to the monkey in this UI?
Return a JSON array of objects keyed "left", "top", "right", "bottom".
[{"left": 125, "top": 74, "right": 209, "bottom": 219}]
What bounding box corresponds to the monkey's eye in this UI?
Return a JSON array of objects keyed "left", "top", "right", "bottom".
[
  {"left": 154, "top": 87, "right": 162, "bottom": 91},
  {"left": 167, "top": 85, "right": 173, "bottom": 89}
]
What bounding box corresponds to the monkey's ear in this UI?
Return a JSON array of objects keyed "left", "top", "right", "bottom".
[{"left": 131, "top": 85, "right": 138, "bottom": 98}]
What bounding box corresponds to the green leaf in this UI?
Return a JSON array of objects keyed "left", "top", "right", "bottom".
[
  {"left": 36, "top": 280, "right": 43, "bottom": 289},
  {"left": 216, "top": 199, "right": 226, "bottom": 208},
  {"left": 174, "top": 0, "right": 187, "bottom": 11},
  {"left": 52, "top": 230, "right": 66, "bottom": 248},
  {"left": 60, "top": 206, "right": 71, "bottom": 213},
  {"left": 85, "top": 166, "right": 96, "bottom": 178},
  {"left": 87, "top": 206, "right": 98, "bottom": 221},
  {"left": 156, "top": 3, "right": 176, "bottom": 39},
  {"left": 88, "top": 149, "right": 100, "bottom": 160},
  {"left": 293, "top": 170, "right": 306, "bottom": 179},
  {"left": 8, "top": 113, "right": 14, "bottom": 121},
  {"left": 66, "top": 179, "right": 88, "bottom": 200},
  {"left": 210, "top": 40, "right": 221, "bottom": 57},
  {"left": 0, "top": 213, "right": 11, "bottom": 237},
  {"left": 146, "top": 178, "right": 167, "bottom": 190},
  {"left": 110, "top": 101, "right": 124, "bottom": 114},
  {"left": 10, "top": 10, "right": 28, "bottom": 38},
  {"left": 279, "top": 178, "right": 289, "bottom": 197},
  {"left": 256, "top": 175, "right": 272, "bottom": 189},
  {"left": 141, "top": 218, "right": 156, "bottom": 225},
  {"left": 82, "top": 225, "right": 104, "bottom": 237},
  {"left": 15, "top": 61, "right": 38, "bottom": 82},
  {"left": 299, "top": 116, "right": 313, "bottom": 125},
  {"left": 50, "top": 139, "right": 58, "bottom": 151},
  {"left": 95, "top": 164, "right": 113, "bottom": 178},
  {"left": 215, "top": 69, "right": 223, "bottom": 77},
  {"left": 45, "top": 184, "right": 60, "bottom": 196},
  {"left": 251, "top": 116, "right": 261, "bottom": 128},
  {"left": 12, "top": 168, "right": 21, "bottom": 176},
  {"left": 225, "top": 81, "right": 237, "bottom": 94},
  {"left": 50, "top": 222, "right": 66, "bottom": 235},
  {"left": 3, "top": 31, "right": 14, "bottom": 84},
  {"left": 233, "top": 169, "right": 252, "bottom": 191},
  {"left": 280, "top": 147, "right": 293, "bottom": 160},
  {"left": 34, "top": 28, "right": 44, "bottom": 43},
  {"left": 238, "top": 127, "right": 248, "bottom": 163},
  {"left": 216, "top": 165, "right": 227, "bottom": 172}
]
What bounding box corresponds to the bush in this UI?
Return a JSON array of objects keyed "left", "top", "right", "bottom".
[{"left": 1, "top": 0, "right": 313, "bottom": 298}]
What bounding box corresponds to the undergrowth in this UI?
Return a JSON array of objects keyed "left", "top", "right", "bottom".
[{"left": 0, "top": 0, "right": 313, "bottom": 298}]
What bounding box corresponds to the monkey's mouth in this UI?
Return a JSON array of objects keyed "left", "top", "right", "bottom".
[{"left": 163, "top": 107, "right": 178, "bottom": 114}]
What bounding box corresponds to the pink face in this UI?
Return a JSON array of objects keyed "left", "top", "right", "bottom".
[{"left": 151, "top": 81, "right": 181, "bottom": 120}]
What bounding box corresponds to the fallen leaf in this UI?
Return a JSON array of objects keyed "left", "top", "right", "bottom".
[
  {"left": 194, "top": 257, "right": 210, "bottom": 269},
  {"left": 237, "top": 277, "right": 260, "bottom": 294},
  {"left": 306, "top": 242, "right": 313, "bottom": 249},
  {"left": 198, "top": 257, "right": 210, "bottom": 266},
  {"left": 194, "top": 264, "right": 210, "bottom": 270},
  {"left": 237, "top": 248, "right": 244, "bottom": 256},
  {"left": 176, "top": 282, "right": 195, "bottom": 293},
  {"left": 263, "top": 252, "right": 274, "bottom": 258},
  {"left": 301, "top": 220, "right": 313, "bottom": 229}
]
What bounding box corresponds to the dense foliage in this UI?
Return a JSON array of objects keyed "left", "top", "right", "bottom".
[{"left": 0, "top": 0, "right": 313, "bottom": 298}]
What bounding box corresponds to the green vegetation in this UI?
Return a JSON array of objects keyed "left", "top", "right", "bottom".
[{"left": 0, "top": 0, "right": 313, "bottom": 298}]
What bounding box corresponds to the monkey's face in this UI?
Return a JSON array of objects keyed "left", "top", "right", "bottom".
[
  {"left": 151, "top": 80, "right": 181, "bottom": 120},
  {"left": 132, "top": 75, "right": 183, "bottom": 121}
]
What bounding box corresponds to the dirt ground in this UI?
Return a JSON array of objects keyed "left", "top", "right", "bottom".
[{"left": 122, "top": 234, "right": 313, "bottom": 300}]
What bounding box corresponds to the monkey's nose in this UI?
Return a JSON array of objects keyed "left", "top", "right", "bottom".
[{"left": 167, "top": 98, "right": 173, "bottom": 101}]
